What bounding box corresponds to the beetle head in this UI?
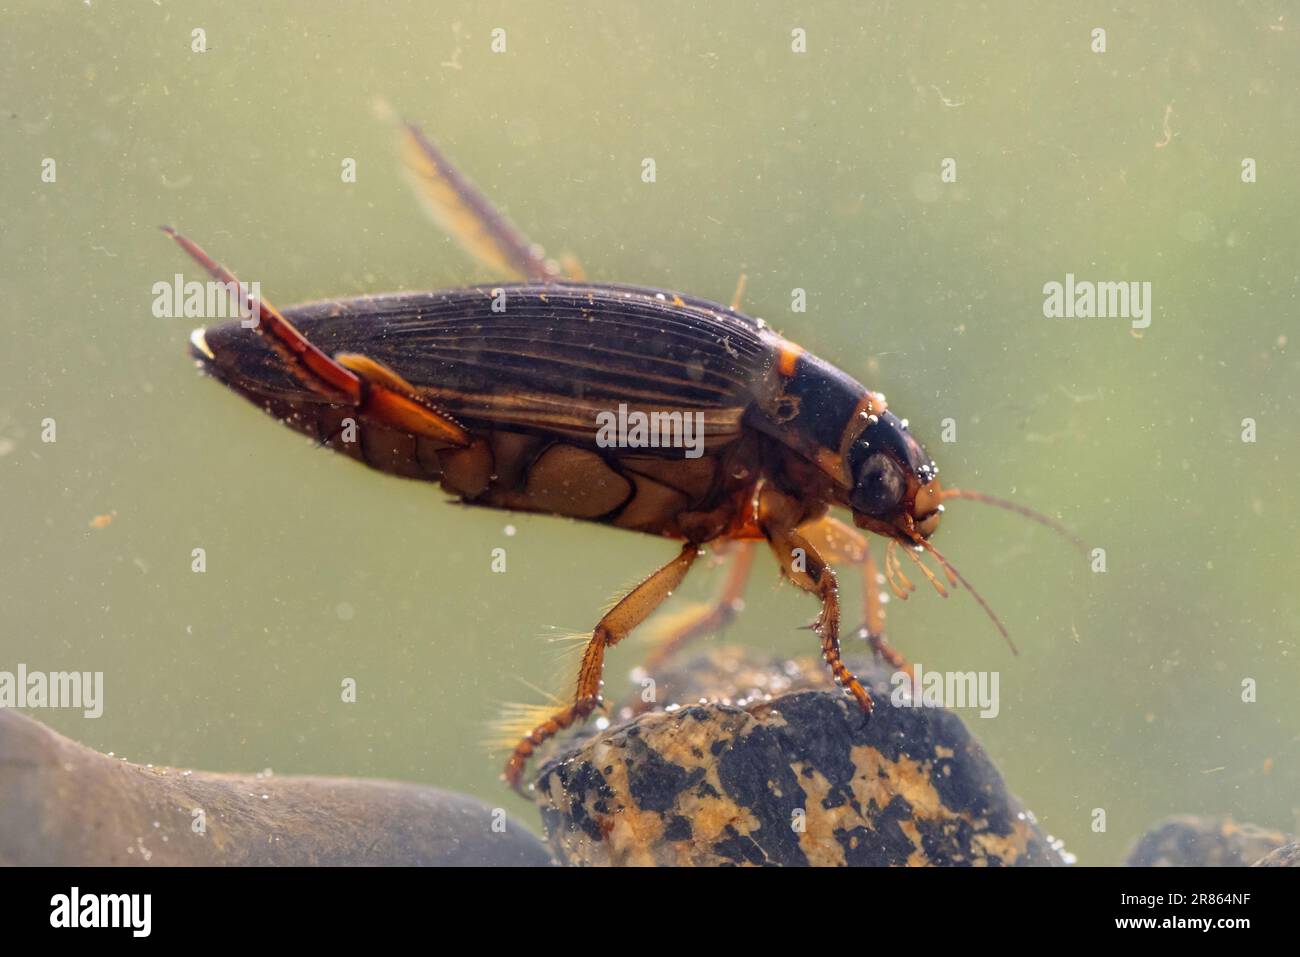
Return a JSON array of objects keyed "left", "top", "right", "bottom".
[{"left": 846, "top": 410, "right": 943, "bottom": 543}]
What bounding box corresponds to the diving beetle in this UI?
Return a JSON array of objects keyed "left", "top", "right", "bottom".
[{"left": 168, "top": 118, "right": 1075, "bottom": 790}]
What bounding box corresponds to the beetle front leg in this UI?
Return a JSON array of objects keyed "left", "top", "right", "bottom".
[
  {"left": 796, "top": 514, "right": 911, "bottom": 673},
  {"left": 761, "top": 507, "right": 873, "bottom": 715},
  {"left": 504, "top": 542, "right": 699, "bottom": 792}
]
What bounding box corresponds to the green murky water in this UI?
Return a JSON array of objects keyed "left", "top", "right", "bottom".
[{"left": 2, "top": 1, "right": 1297, "bottom": 864}]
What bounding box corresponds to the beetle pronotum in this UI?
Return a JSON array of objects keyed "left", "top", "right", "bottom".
[{"left": 168, "top": 116, "right": 1078, "bottom": 791}]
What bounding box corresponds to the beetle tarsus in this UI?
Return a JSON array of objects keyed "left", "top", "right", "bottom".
[{"left": 503, "top": 695, "right": 599, "bottom": 794}]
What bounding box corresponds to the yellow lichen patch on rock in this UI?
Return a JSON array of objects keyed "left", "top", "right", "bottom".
[
  {"left": 899, "top": 820, "right": 930, "bottom": 867},
  {"left": 972, "top": 827, "right": 1030, "bottom": 866},
  {"left": 849, "top": 744, "right": 948, "bottom": 822},
  {"left": 788, "top": 762, "right": 852, "bottom": 866}
]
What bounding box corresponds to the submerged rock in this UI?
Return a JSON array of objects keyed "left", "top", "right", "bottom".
[
  {"left": 1252, "top": 842, "right": 1300, "bottom": 867},
  {"left": 0, "top": 710, "right": 554, "bottom": 866},
  {"left": 1125, "top": 815, "right": 1293, "bottom": 868},
  {"left": 534, "top": 646, "right": 1066, "bottom": 866}
]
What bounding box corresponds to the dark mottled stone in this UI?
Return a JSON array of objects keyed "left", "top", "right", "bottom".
[
  {"left": 713, "top": 825, "right": 767, "bottom": 866},
  {"left": 533, "top": 646, "right": 1066, "bottom": 866},
  {"left": 716, "top": 722, "right": 810, "bottom": 866},
  {"left": 663, "top": 816, "right": 693, "bottom": 842},
  {"left": 869, "top": 796, "right": 923, "bottom": 867},
  {"left": 626, "top": 741, "right": 696, "bottom": 812}
]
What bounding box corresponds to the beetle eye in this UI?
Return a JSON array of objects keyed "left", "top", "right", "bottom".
[{"left": 853, "top": 452, "right": 906, "bottom": 517}]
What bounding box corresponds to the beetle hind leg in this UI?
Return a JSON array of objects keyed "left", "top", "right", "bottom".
[
  {"left": 165, "top": 228, "right": 471, "bottom": 449},
  {"left": 333, "top": 352, "right": 473, "bottom": 446},
  {"left": 504, "top": 543, "right": 699, "bottom": 792},
  {"left": 164, "top": 226, "right": 364, "bottom": 404}
]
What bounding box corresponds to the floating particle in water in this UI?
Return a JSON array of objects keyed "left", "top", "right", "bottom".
[
  {"left": 1154, "top": 103, "right": 1174, "bottom": 148},
  {"left": 929, "top": 85, "right": 966, "bottom": 108}
]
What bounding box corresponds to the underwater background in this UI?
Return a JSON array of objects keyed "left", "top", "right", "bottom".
[{"left": 2, "top": 0, "right": 1297, "bottom": 863}]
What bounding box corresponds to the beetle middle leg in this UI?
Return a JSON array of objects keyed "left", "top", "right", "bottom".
[
  {"left": 640, "top": 540, "right": 758, "bottom": 673},
  {"left": 504, "top": 542, "right": 699, "bottom": 791}
]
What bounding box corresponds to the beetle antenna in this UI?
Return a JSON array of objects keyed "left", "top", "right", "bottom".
[
  {"left": 940, "top": 488, "right": 1085, "bottom": 554},
  {"left": 918, "top": 538, "right": 1018, "bottom": 655}
]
